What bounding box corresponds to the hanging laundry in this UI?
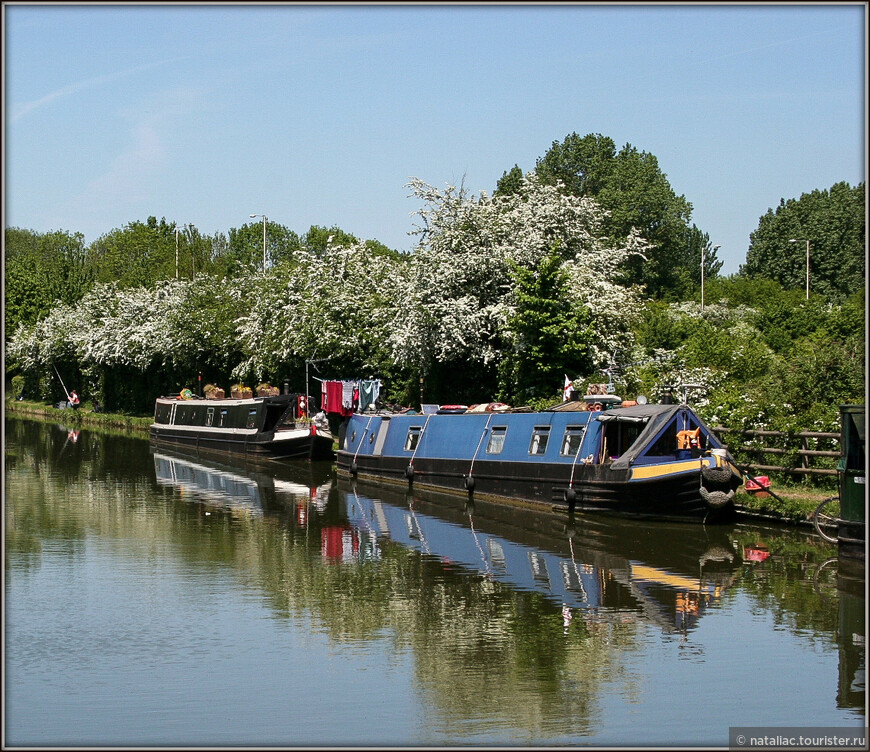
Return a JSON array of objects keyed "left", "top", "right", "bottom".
[
  {"left": 323, "top": 380, "right": 347, "bottom": 415},
  {"left": 341, "top": 380, "right": 356, "bottom": 411},
  {"left": 359, "top": 379, "right": 381, "bottom": 411}
]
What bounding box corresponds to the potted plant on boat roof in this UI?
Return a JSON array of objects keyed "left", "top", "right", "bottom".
[
  {"left": 231, "top": 383, "right": 253, "bottom": 400},
  {"left": 204, "top": 383, "right": 225, "bottom": 400},
  {"left": 256, "top": 382, "right": 279, "bottom": 397}
]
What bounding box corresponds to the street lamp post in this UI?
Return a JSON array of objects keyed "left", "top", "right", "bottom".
[
  {"left": 249, "top": 214, "right": 267, "bottom": 271},
  {"left": 701, "top": 244, "right": 720, "bottom": 312},
  {"left": 174, "top": 224, "right": 186, "bottom": 279},
  {"left": 789, "top": 238, "right": 810, "bottom": 299}
]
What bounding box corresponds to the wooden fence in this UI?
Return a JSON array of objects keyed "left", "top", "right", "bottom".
[{"left": 711, "top": 426, "right": 841, "bottom": 477}]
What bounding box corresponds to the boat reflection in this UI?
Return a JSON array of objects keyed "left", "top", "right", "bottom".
[
  {"left": 337, "top": 477, "right": 742, "bottom": 634},
  {"left": 151, "top": 446, "right": 333, "bottom": 523}
]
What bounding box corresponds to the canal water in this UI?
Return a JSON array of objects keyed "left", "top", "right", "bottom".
[{"left": 4, "top": 416, "right": 865, "bottom": 747}]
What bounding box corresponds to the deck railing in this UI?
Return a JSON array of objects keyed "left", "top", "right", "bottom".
[{"left": 711, "top": 426, "right": 841, "bottom": 477}]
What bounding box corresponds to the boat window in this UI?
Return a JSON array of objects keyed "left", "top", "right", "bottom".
[
  {"left": 206, "top": 407, "right": 215, "bottom": 427},
  {"left": 560, "top": 425, "right": 586, "bottom": 456},
  {"left": 219, "top": 409, "right": 228, "bottom": 427},
  {"left": 529, "top": 426, "right": 551, "bottom": 455},
  {"left": 486, "top": 426, "right": 508, "bottom": 454},
  {"left": 404, "top": 426, "right": 423, "bottom": 452},
  {"left": 246, "top": 408, "right": 258, "bottom": 429}
]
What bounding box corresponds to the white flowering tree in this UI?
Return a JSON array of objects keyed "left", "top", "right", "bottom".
[
  {"left": 232, "top": 241, "right": 406, "bottom": 388},
  {"left": 7, "top": 172, "right": 652, "bottom": 410},
  {"left": 395, "top": 172, "right": 649, "bottom": 402}
]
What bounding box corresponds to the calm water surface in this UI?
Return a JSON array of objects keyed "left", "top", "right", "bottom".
[{"left": 4, "top": 416, "right": 865, "bottom": 747}]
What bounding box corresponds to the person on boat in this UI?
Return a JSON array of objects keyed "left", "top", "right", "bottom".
[{"left": 69, "top": 390, "right": 81, "bottom": 410}]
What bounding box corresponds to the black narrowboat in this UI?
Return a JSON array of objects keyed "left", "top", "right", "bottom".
[{"left": 150, "top": 393, "right": 334, "bottom": 460}]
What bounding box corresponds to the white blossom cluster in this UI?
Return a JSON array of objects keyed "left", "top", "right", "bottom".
[
  {"left": 8, "top": 172, "right": 650, "bottom": 388},
  {"left": 401, "top": 172, "right": 647, "bottom": 370}
]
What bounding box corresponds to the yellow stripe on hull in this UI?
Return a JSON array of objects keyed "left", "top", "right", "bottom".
[{"left": 629, "top": 455, "right": 739, "bottom": 482}]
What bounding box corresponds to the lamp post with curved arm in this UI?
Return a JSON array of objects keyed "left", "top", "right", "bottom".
[
  {"left": 789, "top": 238, "right": 810, "bottom": 299},
  {"left": 174, "top": 223, "right": 189, "bottom": 279},
  {"left": 249, "top": 214, "right": 267, "bottom": 272}
]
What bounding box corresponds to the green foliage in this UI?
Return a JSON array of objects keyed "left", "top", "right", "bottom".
[
  {"left": 741, "top": 181, "right": 865, "bottom": 302},
  {"left": 532, "top": 133, "right": 712, "bottom": 299},
  {"left": 226, "top": 220, "right": 301, "bottom": 274},
  {"left": 87, "top": 216, "right": 178, "bottom": 288},
  {"left": 494, "top": 165, "right": 524, "bottom": 197},
  {"left": 498, "top": 253, "right": 594, "bottom": 403},
  {"left": 4, "top": 227, "right": 92, "bottom": 334},
  {"left": 4, "top": 167, "right": 864, "bottom": 432}
]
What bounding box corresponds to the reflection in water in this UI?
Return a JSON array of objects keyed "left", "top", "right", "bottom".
[
  {"left": 4, "top": 416, "right": 865, "bottom": 747},
  {"left": 340, "top": 478, "right": 741, "bottom": 636},
  {"left": 152, "top": 448, "right": 332, "bottom": 519}
]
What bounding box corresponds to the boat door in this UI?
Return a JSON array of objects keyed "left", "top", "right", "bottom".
[
  {"left": 372, "top": 417, "right": 391, "bottom": 456},
  {"left": 169, "top": 402, "right": 178, "bottom": 425}
]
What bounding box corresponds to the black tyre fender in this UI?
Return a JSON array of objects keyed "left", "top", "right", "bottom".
[
  {"left": 564, "top": 487, "right": 577, "bottom": 506},
  {"left": 350, "top": 461, "right": 358, "bottom": 476},
  {"left": 701, "top": 464, "right": 733, "bottom": 486},
  {"left": 464, "top": 475, "right": 475, "bottom": 492},
  {"left": 405, "top": 464, "right": 415, "bottom": 481},
  {"left": 700, "top": 485, "right": 735, "bottom": 510}
]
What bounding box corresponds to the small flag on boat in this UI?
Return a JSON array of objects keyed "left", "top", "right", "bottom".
[{"left": 563, "top": 375, "right": 574, "bottom": 401}]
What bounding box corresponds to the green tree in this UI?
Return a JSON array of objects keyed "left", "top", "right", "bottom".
[
  {"left": 225, "top": 220, "right": 301, "bottom": 274},
  {"left": 4, "top": 227, "right": 92, "bottom": 335},
  {"left": 494, "top": 165, "right": 525, "bottom": 197},
  {"left": 87, "top": 216, "right": 178, "bottom": 288},
  {"left": 741, "top": 181, "right": 865, "bottom": 302},
  {"left": 531, "top": 133, "right": 712, "bottom": 299},
  {"left": 498, "top": 252, "right": 595, "bottom": 403}
]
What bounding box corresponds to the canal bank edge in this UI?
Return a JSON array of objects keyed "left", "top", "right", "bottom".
[{"left": 4, "top": 397, "right": 836, "bottom": 528}]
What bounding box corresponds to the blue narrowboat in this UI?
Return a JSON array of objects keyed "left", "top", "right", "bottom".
[{"left": 336, "top": 397, "right": 744, "bottom": 520}]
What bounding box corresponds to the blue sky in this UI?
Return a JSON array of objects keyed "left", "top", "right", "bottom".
[{"left": 4, "top": 3, "right": 865, "bottom": 275}]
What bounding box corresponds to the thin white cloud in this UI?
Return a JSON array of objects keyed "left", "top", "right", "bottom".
[
  {"left": 61, "top": 86, "right": 205, "bottom": 229},
  {"left": 10, "top": 58, "right": 189, "bottom": 123}
]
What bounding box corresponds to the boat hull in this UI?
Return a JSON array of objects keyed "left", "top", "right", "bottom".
[{"left": 149, "top": 424, "right": 335, "bottom": 461}]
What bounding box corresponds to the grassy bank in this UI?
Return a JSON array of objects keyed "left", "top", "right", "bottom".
[
  {"left": 5, "top": 397, "right": 153, "bottom": 433},
  {"left": 5, "top": 397, "right": 837, "bottom": 526}
]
